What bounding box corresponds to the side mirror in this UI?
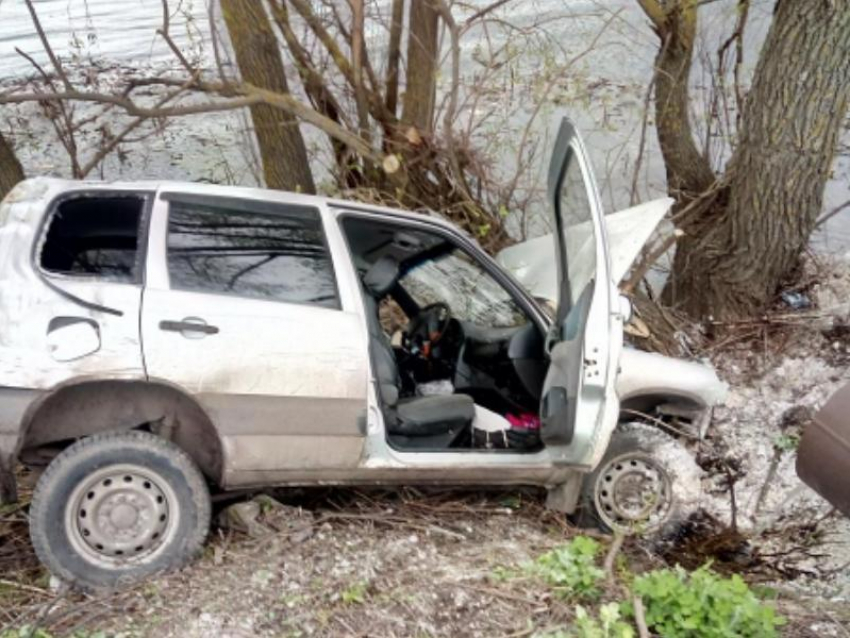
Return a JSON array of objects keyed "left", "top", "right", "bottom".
[
  {"left": 47, "top": 317, "right": 101, "bottom": 362},
  {"left": 618, "top": 294, "right": 633, "bottom": 323}
]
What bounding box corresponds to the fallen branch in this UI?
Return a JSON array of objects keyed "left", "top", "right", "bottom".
[
  {"left": 318, "top": 511, "right": 468, "bottom": 541},
  {"left": 633, "top": 594, "right": 650, "bottom": 638},
  {"left": 603, "top": 530, "right": 625, "bottom": 585},
  {"left": 0, "top": 579, "right": 50, "bottom": 597}
]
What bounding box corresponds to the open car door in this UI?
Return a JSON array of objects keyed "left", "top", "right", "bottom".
[{"left": 539, "top": 119, "right": 616, "bottom": 463}]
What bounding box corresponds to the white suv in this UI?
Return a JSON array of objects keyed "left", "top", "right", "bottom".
[{"left": 0, "top": 120, "right": 725, "bottom": 590}]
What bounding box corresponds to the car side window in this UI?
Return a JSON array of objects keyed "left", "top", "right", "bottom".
[
  {"left": 39, "top": 194, "right": 147, "bottom": 283},
  {"left": 166, "top": 199, "right": 339, "bottom": 309}
]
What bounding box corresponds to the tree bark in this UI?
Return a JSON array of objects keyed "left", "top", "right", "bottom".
[
  {"left": 0, "top": 131, "right": 24, "bottom": 200},
  {"left": 669, "top": 0, "right": 850, "bottom": 319},
  {"left": 222, "top": 0, "right": 315, "bottom": 193},
  {"left": 640, "top": 0, "right": 715, "bottom": 198},
  {"left": 401, "top": 0, "right": 439, "bottom": 133},
  {"left": 385, "top": 0, "right": 405, "bottom": 117}
]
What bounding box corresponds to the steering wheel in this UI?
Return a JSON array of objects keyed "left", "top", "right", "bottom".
[{"left": 405, "top": 302, "right": 452, "bottom": 357}]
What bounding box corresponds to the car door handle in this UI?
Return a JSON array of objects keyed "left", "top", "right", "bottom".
[{"left": 159, "top": 318, "right": 219, "bottom": 336}]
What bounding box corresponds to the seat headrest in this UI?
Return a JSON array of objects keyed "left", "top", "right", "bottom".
[{"left": 363, "top": 256, "right": 400, "bottom": 297}]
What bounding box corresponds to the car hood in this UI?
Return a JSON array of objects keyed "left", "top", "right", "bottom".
[{"left": 496, "top": 197, "right": 673, "bottom": 300}]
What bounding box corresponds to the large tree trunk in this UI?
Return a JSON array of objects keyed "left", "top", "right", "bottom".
[
  {"left": 668, "top": 1, "right": 850, "bottom": 319},
  {"left": 222, "top": 0, "right": 315, "bottom": 193},
  {"left": 0, "top": 131, "right": 24, "bottom": 200},
  {"left": 639, "top": 0, "right": 850, "bottom": 320},
  {"left": 401, "top": 0, "right": 439, "bottom": 133}
]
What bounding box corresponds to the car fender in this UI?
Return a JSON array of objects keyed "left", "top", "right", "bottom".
[{"left": 615, "top": 347, "right": 727, "bottom": 437}]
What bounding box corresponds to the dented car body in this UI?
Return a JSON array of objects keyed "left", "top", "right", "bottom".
[{"left": 0, "top": 120, "right": 726, "bottom": 589}]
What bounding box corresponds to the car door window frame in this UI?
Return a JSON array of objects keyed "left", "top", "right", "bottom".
[
  {"left": 547, "top": 123, "right": 611, "bottom": 333},
  {"left": 160, "top": 192, "right": 343, "bottom": 311},
  {"left": 334, "top": 208, "right": 550, "bottom": 336}
]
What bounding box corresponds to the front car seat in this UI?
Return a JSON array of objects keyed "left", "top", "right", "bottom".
[{"left": 361, "top": 256, "right": 474, "bottom": 447}]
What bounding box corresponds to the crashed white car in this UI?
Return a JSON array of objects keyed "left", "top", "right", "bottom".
[{"left": 0, "top": 120, "right": 725, "bottom": 590}]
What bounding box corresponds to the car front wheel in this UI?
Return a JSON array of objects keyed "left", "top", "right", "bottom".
[
  {"left": 573, "top": 422, "right": 702, "bottom": 537},
  {"left": 29, "top": 431, "right": 211, "bottom": 592}
]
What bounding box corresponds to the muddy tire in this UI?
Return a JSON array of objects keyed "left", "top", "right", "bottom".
[
  {"left": 29, "top": 431, "right": 211, "bottom": 592},
  {"left": 572, "top": 423, "right": 702, "bottom": 537}
]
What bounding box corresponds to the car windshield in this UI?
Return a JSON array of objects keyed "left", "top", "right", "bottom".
[{"left": 400, "top": 249, "right": 527, "bottom": 328}]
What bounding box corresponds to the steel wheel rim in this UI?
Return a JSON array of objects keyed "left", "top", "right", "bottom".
[
  {"left": 65, "top": 463, "right": 179, "bottom": 568},
  {"left": 593, "top": 452, "right": 673, "bottom": 532}
]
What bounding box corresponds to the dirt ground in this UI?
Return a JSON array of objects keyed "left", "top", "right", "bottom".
[{"left": 2, "top": 487, "right": 849, "bottom": 638}]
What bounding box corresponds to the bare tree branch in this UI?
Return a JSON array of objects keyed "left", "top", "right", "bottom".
[
  {"left": 23, "top": 0, "right": 73, "bottom": 92},
  {"left": 157, "top": 0, "right": 198, "bottom": 76},
  {"left": 816, "top": 199, "right": 850, "bottom": 229}
]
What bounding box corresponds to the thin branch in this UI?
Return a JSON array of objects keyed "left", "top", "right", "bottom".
[
  {"left": 622, "top": 229, "right": 683, "bottom": 295},
  {"left": 288, "top": 0, "right": 393, "bottom": 125},
  {"left": 0, "top": 88, "right": 253, "bottom": 118},
  {"left": 717, "top": 0, "right": 750, "bottom": 124},
  {"left": 630, "top": 75, "right": 656, "bottom": 205},
  {"left": 207, "top": 0, "right": 231, "bottom": 87},
  {"left": 5, "top": 75, "right": 382, "bottom": 166},
  {"left": 79, "top": 75, "right": 197, "bottom": 177},
  {"left": 816, "top": 198, "right": 850, "bottom": 228},
  {"left": 463, "top": 0, "right": 512, "bottom": 26},
  {"left": 603, "top": 530, "right": 625, "bottom": 584},
  {"left": 13, "top": 46, "right": 81, "bottom": 177},
  {"left": 157, "top": 0, "right": 198, "bottom": 76},
  {"left": 633, "top": 595, "right": 650, "bottom": 638},
  {"left": 24, "top": 0, "right": 73, "bottom": 92},
  {"left": 432, "top": 0, "right": 475, "bottom": 204}
]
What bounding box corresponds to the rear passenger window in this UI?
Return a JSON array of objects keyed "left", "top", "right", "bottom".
[
  {"left": 40, "top": 195, "right": 146, "bottom": 283},
  {"left": 166, "top": 199, "right": 339, "bottom": 309}
]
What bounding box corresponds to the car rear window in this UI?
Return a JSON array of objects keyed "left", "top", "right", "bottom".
[
  {"left": 39, "top": 194, "right": 146, "bottom": 283},
  {"left": 166, "top": 198, "right": 339, "bottom": 309}
]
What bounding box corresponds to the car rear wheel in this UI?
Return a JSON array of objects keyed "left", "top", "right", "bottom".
[
  {"left": 29, "top": 431, "right": 211, "bottom": 592},
  {"left": 572, "top": 422, "right": 702, "bottom": 537}
]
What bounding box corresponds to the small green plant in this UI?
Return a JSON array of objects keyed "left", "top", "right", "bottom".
[
  {"left": 774, "top": 434, "right": 799, "bottom": 452},
  {"left": 527, "top": 536, "right": 605, "bottom": 600},
  {"left": 340, "top": 581, "right": 368, "bottom": 605},
  {"left": 533, "top": 604, "right": 634, "bottom": 638},
  {"left": 631, "top": 565, "right": 785, "bottom": 638},
  {"left": 573, "top": 603, "right": 635, "bottom": 638}
]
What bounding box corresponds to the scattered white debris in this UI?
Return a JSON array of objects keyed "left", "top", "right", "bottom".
[{"left": 700, "top": 254, "right": 850, "bottom": 597}]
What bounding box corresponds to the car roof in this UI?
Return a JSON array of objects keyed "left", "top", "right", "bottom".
[{"left": 22, "top": 177, "right": 461, "bottom": 234}]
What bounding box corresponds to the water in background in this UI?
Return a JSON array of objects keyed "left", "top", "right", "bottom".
[
  {"left": 0, "top": 0, "right": 206, "bottom": 76},
  {"left": 0, "top": 0, "right": 846, "bottom": 251}
]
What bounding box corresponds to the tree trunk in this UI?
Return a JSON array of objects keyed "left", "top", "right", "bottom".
[
  {"left": 222, "top": 0, "right": 315, "bottom": 193},
  {"left": 0, "top": 131, "right": 24, "bottom": 200},
  {"left": 401, "top": 0, "right": 439, "bottom": 133},
  {"left": 649, "top": 4, "right": 715, "bottom": 198},
  {"left": 384, "top": 0, "right": 405, "bottom": 117},
  {"left": 670, "top": 1, "right": 850, "bottom": 319}
]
